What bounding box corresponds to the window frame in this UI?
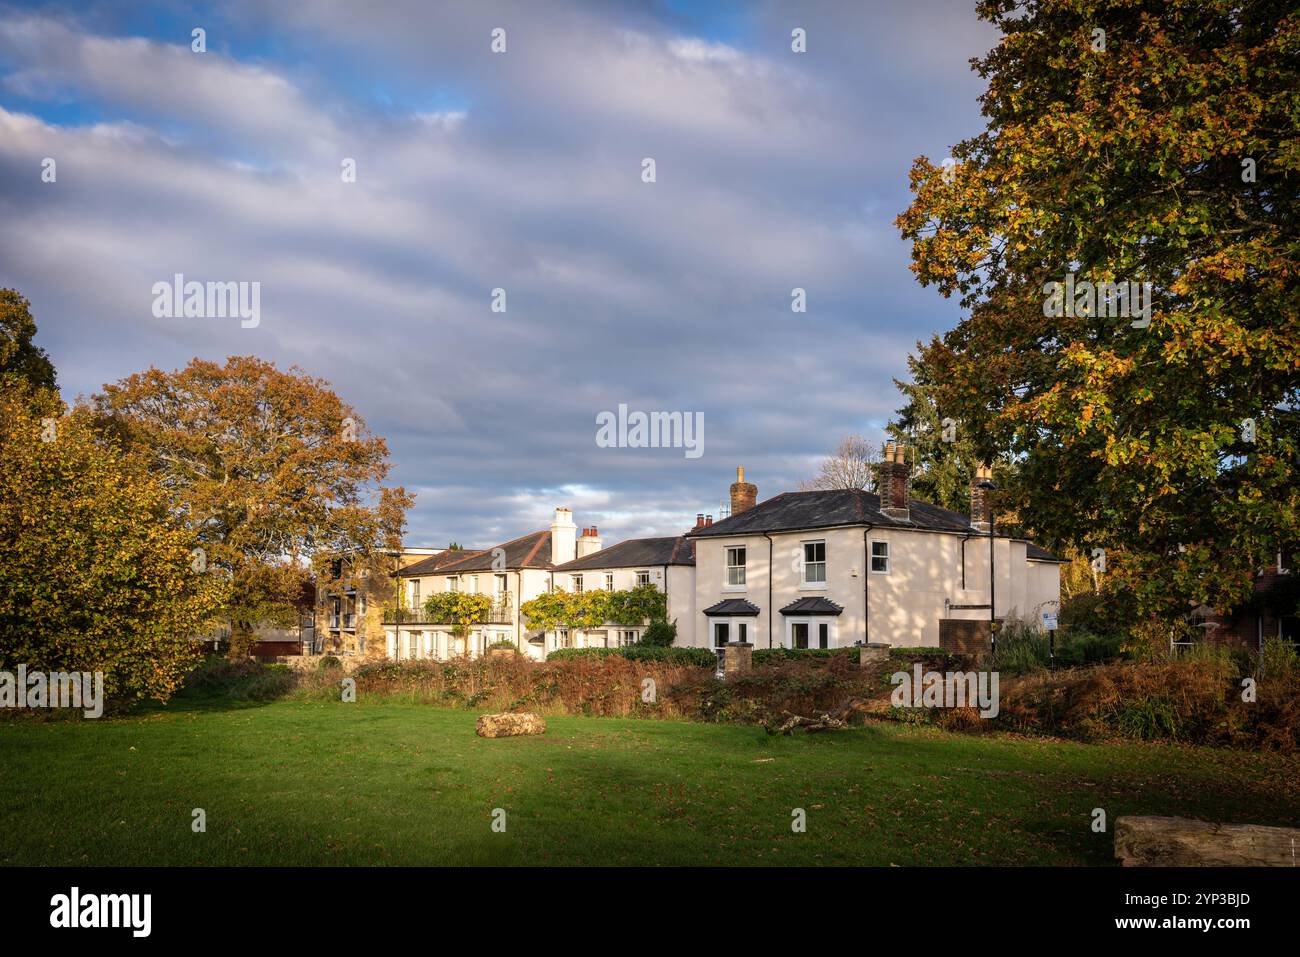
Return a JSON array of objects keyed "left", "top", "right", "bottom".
[
  {"left": 802, "top": 540, "right": 827, "bottom": 586},
  {"left": 635, "top": 570, "right": 650, "bottom": 587},
  {"left": 870, "top": 540, "right": 890, "bottom": 574},
  {"left": 725, "top": 546, "right": 747, "bottom": 588}
]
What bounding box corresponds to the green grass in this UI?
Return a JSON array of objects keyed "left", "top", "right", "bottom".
[{"left": 2, "top": 700, "right": 1296, "bottom": 866}]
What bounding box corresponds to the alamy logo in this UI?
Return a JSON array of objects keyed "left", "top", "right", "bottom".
[
  {"left": 49, "top": 887, "right": 151, "bottom": 937},
  {"left": 595, "top": 403, "right": 703, "bottom": 459},
  {"left": 1042, "top": 273, "right": 1152, "bottom": 328},
  {"left": 0, "top": 666, "right": 103, "bottom": 718},
  {"left": 890, "top": 664, "right": 1000, "bottom": 718},
  {"left": 151, "top": 273, "right": 261, "bottom": 328}
]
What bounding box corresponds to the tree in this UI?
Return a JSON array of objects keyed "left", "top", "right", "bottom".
[
  {"left": 92, "top": 356, "right": 413, "bottom": 656},
  {"left": 887, "top": 354, "right": 987, "bottom": 513},
  {"left": 895, "top": 0, "right": 1299, "bottom": 620},
  {"left": 423, "top": 592, "right": 491, "bottom": 656},
  {"left": 0, "top": 289, "right": 57, "bottom": 398},
  {"left": 799, "top": 435, "right": 879, "bottom": 491},
  {"left": 0, "top": 389, "right": 226, "bottom": 702}
]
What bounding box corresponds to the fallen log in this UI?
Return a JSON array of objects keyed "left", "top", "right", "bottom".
[
  {"left": 476, "top": 712, "right": 546, "bottom": 738},
  {"left": 1114, "top": 815, "right": 1300, "bottom": 867}
]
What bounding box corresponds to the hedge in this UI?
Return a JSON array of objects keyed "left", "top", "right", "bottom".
[
  {"left": 546, "top": 646, "right": 717, "bottom": 667},
  {"left": 752, "top": 647, "right": 859, "bottom": 666}
]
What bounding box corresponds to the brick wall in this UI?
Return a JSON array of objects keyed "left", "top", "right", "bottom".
[{"left": 939, "top": 618, "right": 992, "bottom": 656}]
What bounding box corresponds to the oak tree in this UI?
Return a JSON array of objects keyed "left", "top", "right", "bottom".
[
  {"left": 93, "top": 356, "right": 413, "bottom": 656},
  {"left": 896, "top": 0, "right": 1299, "bottom": 619}
]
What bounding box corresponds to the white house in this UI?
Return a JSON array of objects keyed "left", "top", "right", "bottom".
[
  {"left": 686, "top": 454, "right": 1063, "bottom": 652},
  {"left": 382, "top": 449, "right": 1064, "bottom": 661},
  {"left": 550, "top": 534, "right": 696, "bottom": 647}
]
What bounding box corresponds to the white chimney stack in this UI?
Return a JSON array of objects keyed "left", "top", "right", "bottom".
[
  {"left": 550, "top": 507, "right": 576, "bottom": 565},
  {"left": 576, "top": 526, "right": 603, "bottom": 559}
]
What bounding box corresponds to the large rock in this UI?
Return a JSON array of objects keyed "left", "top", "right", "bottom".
[{"left": 476, "top": 712, "right": 546, "bottom": 738}]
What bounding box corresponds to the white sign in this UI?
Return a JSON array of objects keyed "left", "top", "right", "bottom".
[{"left": 1040, "top": 611, "right": 1059, "bottom": 631}]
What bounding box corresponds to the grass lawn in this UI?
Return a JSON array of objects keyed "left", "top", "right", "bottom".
[{"left": 2, "top": 699, "right": 1296, "bottom": 866}]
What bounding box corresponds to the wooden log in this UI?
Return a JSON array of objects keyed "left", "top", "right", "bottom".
[
  {"left": 475, "top": 712, "right": 546, "bottom": 738},
  {"left": 1115, "top": 815, "right": 1300, "bottom": 867}
]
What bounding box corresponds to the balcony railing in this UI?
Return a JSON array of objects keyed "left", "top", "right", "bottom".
[{"left": 384, "top": 598, "right": 513, "bottom": 626}]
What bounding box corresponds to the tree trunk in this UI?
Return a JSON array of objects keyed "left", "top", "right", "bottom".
[
  {"left": 227, "top": 620, "right": 255, "bottom": 659},
  {"left": 1115, "top": 815, "right": 1300, "bottom": 867}
]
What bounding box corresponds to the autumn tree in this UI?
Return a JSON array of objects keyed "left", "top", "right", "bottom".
[
  {"left": 0, "top": 389, "right": 226, "bottom": 702},
  {"left": 93, "top": 356, "right": 413, "bottom": 656},
  {"left": 800, "top": 435, "right": 879, "bottom": 491},
  {"left": 896, "top": 0, "right": 1299, "bottom": 620}
]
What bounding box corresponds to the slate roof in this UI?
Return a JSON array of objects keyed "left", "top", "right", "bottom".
[
  {"left": 686, "top": 488, "right": 1066, "bottom": 561},
  {"left": 395, "top": 530, "right": 553, "bottom": 577},
  {"left": 778, "top": 597, "right": 845, "bottom": 616},
  {"left": 702, "top": 598, "right": 761, "bottom": 616},
  {"left": 686, "top": 489, "right": 973, "bottom": 537},
  {"left": 1026, "top": 543, "right": 1066, "bottom": 563},
  {"left": 552, "top": 536, "right": 695, "bottom": 572}
]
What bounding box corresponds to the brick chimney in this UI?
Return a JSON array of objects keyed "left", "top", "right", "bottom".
[
  {"left": 550, "top": 507, "right": 576, "bottom": 565},
  {"left": 576, "top": 526, "right": 602, "bottom": 558},
  {"left": 970, "top": 464, "right": 993, "bottom": 532},
  {"left": 693, "top": 513, "right": 706, "bottom": 530},
  {"left": 877, "top": 442, "right": 911, "bottom": 520},
  {"left": 729, "top": 466, "right": 757, "bottom": 516}
]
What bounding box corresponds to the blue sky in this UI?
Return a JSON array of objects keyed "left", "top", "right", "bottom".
[{"left": 0, "top": 0, "right": 1000, "bottom": 548}]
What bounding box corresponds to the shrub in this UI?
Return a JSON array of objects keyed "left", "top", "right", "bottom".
[
  {"left": 987, "top": 618, "right": 1051, "bottom": 674},
  {"left": 1054, "top": 629, "right": 1126, "bottom": 667},
  {"left": 1057, "top": 591, "right": 1129, "bottom": 644},
  {"left": 181, "top": 656, "right": 297, "bottom": 701},
  {"left": 488, "top": 639, "right": 518, "bottom": 651},
  {"left": 752, "top": 647, "right": 857, "bottom": 666},
  {"left": 547, "top": 646, "right": 716, "bottom": 667},
  {"left": 318, "top": 655, "right": 342, "bottom": 670},
  {"left": 1259, "top": 637, "right": 1298, "bottom": 680},
  {"left": 347, "top": 655, "right": 708, "bottom": 719},
  {"left": 638, "top": 620, "right": 677, "bottom": 647},
  {"left": 993, "top": 655, "right": 1300, "bottom": 751}
]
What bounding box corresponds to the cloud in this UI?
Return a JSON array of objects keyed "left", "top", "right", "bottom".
[{"left": 0, "top": 1, "right": 998, "bottom": 547}]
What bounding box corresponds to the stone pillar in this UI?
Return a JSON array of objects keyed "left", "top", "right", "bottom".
[
  {"left": 858, "top": 642, "right": 890, "bottom": 667},
  {"left": 723, "top": 641, "right": 753, "bottom": 677}
]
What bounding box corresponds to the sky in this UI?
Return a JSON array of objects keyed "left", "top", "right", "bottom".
[{"left": 0, "top": 0, "right": 1000, "bottom": 549}]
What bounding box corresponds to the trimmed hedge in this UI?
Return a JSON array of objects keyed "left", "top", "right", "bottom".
[
  {"left": 546, "top": 646, "right": 717, "bottom": 667},
  {"left": 752, "top": 647, "right": 858, "bottom": 665}
]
